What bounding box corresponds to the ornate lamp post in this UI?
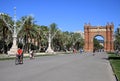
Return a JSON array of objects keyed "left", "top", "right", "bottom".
[
  {"left": 45, "top": 29, "right": 54, "bottom": 53},
  {"left": 0, "top": 7, "right": 29, "bottom": 56},
  {"left": 45, "top": 27, "right": 60, "bottom": 53}
]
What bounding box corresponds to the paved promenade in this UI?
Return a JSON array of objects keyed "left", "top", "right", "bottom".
[{"left": 0, "top": 52, "right": 116, "bottom": 81}]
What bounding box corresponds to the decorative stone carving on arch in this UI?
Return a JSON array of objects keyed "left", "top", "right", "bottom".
[{"left": 84, "top": 23, "right": 114, "bottom": 52}]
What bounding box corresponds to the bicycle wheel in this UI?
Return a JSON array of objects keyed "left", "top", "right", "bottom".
[
  {"left": 15, "top": 56, "right": 19, "bottom": 65},
  {"left": 20, "top": 55, "right": 23, "bottom": 64}
]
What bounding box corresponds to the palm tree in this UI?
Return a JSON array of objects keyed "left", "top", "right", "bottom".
[
  {"left": 72, "top": 33, "right": 83, "bottom": 50},
  {"left": 50, "top": 23, "right": 58, "bottom": 47},
  {"left": 61, "top": 31, "right": 71, "bottom": 51},
  {"left": 58, "top": 32, "right": 84, "bottom": 51},
  {"left": 53, "top": 31, "right": 71, "bottom": 51},
  {"left": 52, "top": 28, "right": 62, "bottom": 51},
  {"left": 39, "top": 25, "right": 48, "bottom": 52},
  {"left": 18, "top": 16, "right": 39, "bottom": 53},
  {"left": 0, "top": 13, "right": 13, "bottom": 54}
]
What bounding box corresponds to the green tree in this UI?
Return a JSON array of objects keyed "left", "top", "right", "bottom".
[
  {"left": 49, "top": 23, "right": 59, "bottom": 51},
  {"left": 93, "top": 38, "right": 103, "bottom": 51},
  {"left": 18, "top": 16, "right": 39, "bottom": 53},
  {"left": 68, "top": 32, "right": 84, "bottom": 50},
  {"left": 114, "top": 27, "right": 120, "bottom": 50},
  {"left": 0, "top": 13, "right": 13, "bottom": 54},
  {"left": 39, "top": 25, "right": 48, "bottom": 52},
  {"left": 93, "top": 38, "right": 99, "bottom": 50}
]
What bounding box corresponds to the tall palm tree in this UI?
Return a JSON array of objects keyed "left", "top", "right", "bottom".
[
  {"left": 18, "top": 16, "right": 39, "bottom": 53},
  {"left": 0, "top": 13, "right": 13, "bottom": 54},
  {"left": 49, "top": 23, "right": 59, "bottom": 51},
  {"left": 39, "top": 25, "right": 48, "bottom": 52},
  {"left": 58, "top": 32, "right": 84, "bottom": 51},
  {"left": 71, "top": 32, "right": 84, "bottom": 50},
  {"left": 62, "top": 32, "right": 72, "bottom": 51}
]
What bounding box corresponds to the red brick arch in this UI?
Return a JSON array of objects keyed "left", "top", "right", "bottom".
[{"left": 84, "top": 23, "right": 114, "bottom": 52}]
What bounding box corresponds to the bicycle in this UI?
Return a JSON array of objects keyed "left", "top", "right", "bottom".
[{"left": 15, "top": 54, "right": 23, "bottom": 65}]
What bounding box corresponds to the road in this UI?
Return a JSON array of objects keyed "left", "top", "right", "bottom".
[{"left": 0, "top": 52, "right": 116, "bottom": 81}]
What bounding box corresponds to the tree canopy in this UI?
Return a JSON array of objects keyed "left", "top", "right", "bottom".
[{"left": 0, "top": 14, "right": 84, "bottom": 53}]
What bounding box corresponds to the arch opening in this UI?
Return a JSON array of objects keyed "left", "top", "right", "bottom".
[{"left": 93, "top": 35, "right": 104, "bottom": 52}]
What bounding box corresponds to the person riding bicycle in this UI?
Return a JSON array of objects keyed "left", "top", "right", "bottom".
[{"left": 17, "top": 48, "right": 23, "bottom": 63}]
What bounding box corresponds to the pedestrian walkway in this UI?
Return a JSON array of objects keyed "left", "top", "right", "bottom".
[
  {"left": 0, "top": 52, "right": 116, "bottom": 81},
  {"left": 84, "top": 52, "right": 116, "bottom": 81}
]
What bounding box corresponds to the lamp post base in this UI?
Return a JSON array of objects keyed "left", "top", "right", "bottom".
[
  {"left": 46, "top": 46, "right": 54, "bottom": 54},
  {"left": 8, "top": 36, "right": 18, "bottom": 56},
  {"left": 8, "top": 45, "right": 17, "bottom": 56}
]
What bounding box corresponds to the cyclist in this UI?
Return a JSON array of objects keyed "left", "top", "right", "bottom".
[{"left": 17, "top": 48, "right": 23, "bottom": 64}]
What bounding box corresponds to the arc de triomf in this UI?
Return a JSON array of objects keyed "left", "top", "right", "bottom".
[{"left": 84, "top": 23, "right": 114, "bottom": 52}]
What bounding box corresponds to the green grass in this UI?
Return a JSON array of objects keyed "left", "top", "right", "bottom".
[
  {"left": 108, "top": 53, "right": 120, "bottom": 81},
  {"left": 0, "top": 51, "right": 71, "bottom": 61},
  {"left": 0, "top": 57, "right": 15, "bottom": 60},
  {"left": 0, "top": 53, "right": 57, "bottom": 61}
]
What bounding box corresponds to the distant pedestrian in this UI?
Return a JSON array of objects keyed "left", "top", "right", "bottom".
[
  {"left": 73, "top": 48, "right": 76, "bottom": 54},
  {"left": 93, "top": 48, "right": 95, "bottom": 56},
  {"left": 29, "top": 50, "right": 34, "bottom": 59},
  {"left": 80, "top": 48, "right": 83, "bottom": 54}
]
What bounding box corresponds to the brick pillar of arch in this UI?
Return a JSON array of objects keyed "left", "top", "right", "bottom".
[
  {"left": 84, "top": 24, "right": 91, "bottom": 52},
  {"left": 105, "top": 24, "right": 114, "bottom": 52},
  {"left": 84, "top": 23, "right": 114, "bottom": 52}
]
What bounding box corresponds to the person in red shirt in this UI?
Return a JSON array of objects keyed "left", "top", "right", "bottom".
[
  {"left": 17, "top": 48, "right": 23, "bottom": 63},
  {"left": 17, "top": 48, "right": 23, "bottom": 55}
]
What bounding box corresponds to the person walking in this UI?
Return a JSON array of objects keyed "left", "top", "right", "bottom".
[
  {"left": 93, "top": 48, "right": 95, "bottom": 56},
  {"left": 29, "top": 50, "right": 34, "bottom": 59}
]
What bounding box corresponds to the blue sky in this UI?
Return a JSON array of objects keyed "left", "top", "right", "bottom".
[{"left": 0, "top": 0, "right": 120, "bottom": 32}]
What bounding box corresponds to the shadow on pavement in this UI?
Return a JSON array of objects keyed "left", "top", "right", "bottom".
[{"left": 108, "top": 57, "right": 120, "bottom": 60}]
